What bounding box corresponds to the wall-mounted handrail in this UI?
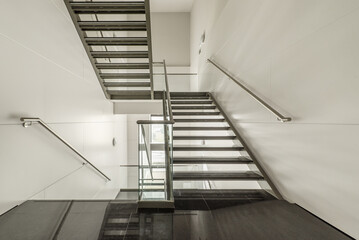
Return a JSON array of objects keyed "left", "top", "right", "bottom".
[
  {"left": 20, "top": 117, "right": 111, "bottom": 181},
  {"left": 207, "top": 59, "right": 291, "bottom": 122}
]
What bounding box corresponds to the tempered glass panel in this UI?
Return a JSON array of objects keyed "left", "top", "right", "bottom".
[{"left": 138, "top": 123, "right": 173, "bottom": 202}]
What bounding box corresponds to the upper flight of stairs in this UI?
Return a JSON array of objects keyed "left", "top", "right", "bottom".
[{"left": 65, "top": 0, "right": 154, "bottom": 100}]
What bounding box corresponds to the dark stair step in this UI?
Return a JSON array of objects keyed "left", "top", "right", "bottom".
[
  {"left": 79, "top": 21, "right": 147, "bottom": 31},
  {"left": 173, "top": 146, "right": 244, "bottom": 151},
  {"left": 91, "top": 51, "right": 148, "bottom": 58},
  {"left": 173, "top": 118, "right": 225, "bottom": 122},
  {"left": 100, "top": 73, "right": 150, "bottom": 79},
  {"left": 173, "top": 156, "right": 252, "bottom": 164},
  {"left": 173, "top": 127, "right": 230, "bottom": 131},
  {"left": 173, "top": 171, "right": 263, "bottom": 181},
  {"left": 173, "top": 112, "right": 221, "bottom": 116},
  {"left": 170, "top": 92, "right": 208, "bottom": 97},
  {"left": 96, "top": 63, "right": 149, "bottom": 69},
  {"left": 110, "top": 90, "right": 151, "bottom": 100},
  {"left": 85, "top": 37, "right": 148, "bottom": 46},
  {"left": 70, "top": 2, "right": 145, "bottom": 14},
  {"left": 171, "top": 96, "right": 209, "bottom": 100},
  {"left": 173, "top": 189, "right": 274, "bottom": 200},
  {"left": 172, "top": 106, "right": 216, "bottom": 110},
  {"left": 104, "top": 82, "right": 150, "bottom": 87},
  {"left": 171, "top": 100, "right": 213, "bottom": 104},
  {"left": 173, "top": 136, "right": 236, "bottom": 140}
]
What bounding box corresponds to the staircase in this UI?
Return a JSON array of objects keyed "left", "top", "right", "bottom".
[
  {"left": 170, "top": 92, "right": 279, "bottom": 204},
  {"left": 65, "top": 0, "right": 154, "bottom": 100}
]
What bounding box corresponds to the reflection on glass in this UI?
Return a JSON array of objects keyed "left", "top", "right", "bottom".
[{"left": 138, "top": 122, "right": 173, "bottom": 202}]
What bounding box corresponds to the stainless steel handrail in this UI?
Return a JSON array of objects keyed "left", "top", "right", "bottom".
[
  {"left": 144, "top": 0, "right": 154, "bottom": 100},
  {"left": 163, "top": 60, "right": 174, "bottom": 122},
  {"left": 140, "top": 125, "right": 154, "bottom": 180},
  {"left": 208, "top": 59, "right": 292, "bottom": 122},
  {"left": 20, "top": 117, "right": 111, "bottom": 181},
  {"left": 162, "top": 91, "right": 173, "bottom": 201}
]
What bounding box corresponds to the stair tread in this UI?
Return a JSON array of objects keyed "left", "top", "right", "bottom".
[
  {"left": 173, "top": 112, "right": 221, "bottom": 115},
  {"left": 171, "top": 100, "right": 213, "bottom": 104},
  {"left": 173, "top": 171, "right": 263, "bottom": 180},
  {"left": 173, "top": 189, "right": 273, "bottom": 199},
  {"left": 86, "top": 37, "right": 148, "bottom": 46},
  {"left": 173, "top": 135, "right": 236, "bottom": 140},
  {"left": 100, "top": 73, "right": 150, "bottom": 79},
  {"left": 172, "top": 106, "right": 216, "bottom": 110},
  {"left": 173, "top": 146, "right": 244, "bottom": 151},
  {"left": 173, "top": 127, "right": 230, "bottom": 131},
  {"left": 171, "top": 100, "right": 212, "bottom": 103},
  {"left": 173, "top": 118, "right": 225, "bottom": 122},
  {"left": 109, "top": 90, "right": 151, "bottom": 98},
  {"left": 170, "top": 92, "right": 208, "bottom": 96},
  {"left": 171, "top": 96, "right": 209, "bottom": 99},
  {"left": 104, "top": 82, "right": 150, "bottom": 87},
  {"left": 96, "top": 63, "right": 149, "bottom": 69},
  {"left": 70, "top": 2, "right": 146, "bottom": 14},
  {"left": 91, "top": 51, "right": 148, "bottom": 58},
  {"left": 173, "top": 156, "right": 252, "bottom": 164}
]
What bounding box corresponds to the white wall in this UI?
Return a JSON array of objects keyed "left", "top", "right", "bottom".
[
  {"left": 0, "top": 0, "right": 128, "bottom": 214},
  {"left": 151, "top": 13, "right": 192, "bottom": 92},
  {"left": 191, "top": 0, "right": 359, "bottom": 238},
  {"left": 151, "top": 12, "right": 190, "bottom": 66}
]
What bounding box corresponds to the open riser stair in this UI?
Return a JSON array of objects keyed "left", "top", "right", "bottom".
[
  {"left": 65, "top": 0, "right": 154, "bottom": 100},
  {"left": 170, "top": 92, "right": 278, "bottom": 203}
]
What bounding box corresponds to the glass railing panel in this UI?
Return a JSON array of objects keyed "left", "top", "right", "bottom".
[
  {"left": 138, "top": 123, "right": 173, "bottom": 202},
  {"left": 152, "top": 62, "right": 165, "bottom": 92}
]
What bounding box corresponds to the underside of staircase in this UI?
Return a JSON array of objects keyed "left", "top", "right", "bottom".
[{"left": 65, "top": 0, "right": 155, "bottom": 100}]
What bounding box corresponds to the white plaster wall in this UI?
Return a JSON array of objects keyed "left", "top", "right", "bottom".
[
  {"left": 0, "top": 0, "right": 128, "bottom": 214},
  {"left": 151, "top": 12, "right": 190, "bottom": 66},
  {"left": 191, "top": 0, "right": 359, "bottom": 238}
]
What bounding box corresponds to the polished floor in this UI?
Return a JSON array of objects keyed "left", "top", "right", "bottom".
[{"left": 0, "top": 198, "right": 353, "bottom": 240}]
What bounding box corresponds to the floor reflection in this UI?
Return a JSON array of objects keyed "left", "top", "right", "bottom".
[{"left": 0, "top": 200, "right": 353, "bottom": 240}]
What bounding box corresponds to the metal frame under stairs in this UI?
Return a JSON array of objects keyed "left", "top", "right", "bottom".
[{"left": 64, "top": 0, "right": 154, "bottom": 100}]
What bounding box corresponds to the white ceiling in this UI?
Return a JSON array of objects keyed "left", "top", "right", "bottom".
[{"left": 150, "top": 0, "right": 194, "bottom": 12}]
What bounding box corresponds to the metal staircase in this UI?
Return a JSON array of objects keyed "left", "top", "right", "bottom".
[
  {"left": 170, "top": 92, "right": 281, "bottom": 203},
  {"left": 117, "top": 91, "right": 281, "bottom": 207},
  {"left": 65, "top": 0, "right": 154, "bottom": 100}
]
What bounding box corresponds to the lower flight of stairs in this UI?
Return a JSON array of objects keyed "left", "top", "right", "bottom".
[
  {"left": 117, "top": 92, "right": 276, "bottom": 208},
  {"left": 170, "top": 92, "right": 274, "bottom": 201}
]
